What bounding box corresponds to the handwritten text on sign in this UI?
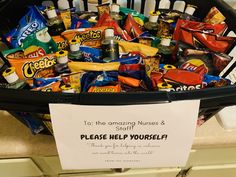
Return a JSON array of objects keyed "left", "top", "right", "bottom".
[{"left": 49, "top": 100, "right": 200, "bottom": 169}]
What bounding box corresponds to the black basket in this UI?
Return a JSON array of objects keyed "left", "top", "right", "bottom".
[{"left": 1, "top": 0, "right": 236, "bottom": 129}]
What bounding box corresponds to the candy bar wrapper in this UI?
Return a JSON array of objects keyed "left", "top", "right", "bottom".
[
  {"left": 204, "top": 7, "right": 226, "bottom": 25},
  {"left": 61, "top": 27, "right": 107, "bottom": 48},
  {"left": 88, "top": 84, "right": 121, "bottom": 93},
  {"left": 61, "top": 72, "right": 84, "bottom": 93},
  {"left": 118, "top": 75, "right": 141, "bottom": 87},
  {"left": 60, "top": 10, "right": 71, "bottom": 29}
]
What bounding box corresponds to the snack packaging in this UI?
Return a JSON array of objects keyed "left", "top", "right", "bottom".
[
  {"left": 203, "top": 74, "right": 231, "bottom": 88},
  {"left": 31, "top": 81, "right": 61, "bottom": 92},
  {"left": 70, "top": 15, "right": 92, "bottom": 29},
  {"left": 97, "top": 3, "right": 110, "bottom": 18},
  {"left": 4, "top": 28, "right": 58, "bottom": 59},
  {"left": 95, "top": 12, "right": 132, "bottom": 41},
  {"left": 111, "top": 56, "right": 141, "bottom": 65},
  {"left": 88, "top": 84, "right": 121, "bottom": 92},
  {"left": 80, "top": 46, "right": 102, "bottom": 62},
  {"left": 8, "top": 54, "right": 56, "bottom": 80},
  {"left": 60, "top": 9, "right": 71, "bottom": 29},
  {"left": 118, "top": 41, "right": 158, "bottom": 57},
  {"left": 124, "top": 14, "right": 144, "bottom": 39},
  {"left": 173, "top": 19, "right": 227, "bottom": 40},
  {"left": 143, "top": 56, "right": 160, "bottom": 77},
  {"left": 61, "top": 72, "right": 83, "bottom": 91},
  {"left": 164, "top": 69, "right": 203, "bottom": 91},
  {"left": 68, "top": 61, "right": 120, "bottom": 72},
  {"left": 119, "top": 64, "right": 142, "bottom": 72},
  {"left": 52, "top": 35, "right": 68, "bottom": 50},
  {"left": 33, "top": 76, "right": 61, "bottom": 88},
  {"left": 62, "top": 27, "right": 107, "bottom": 48},
  {"left": 118, "top": 75, "right": 141, "bottom": 87},
  {"left": 4, "top": 6, "right": 46, "bottom": 48},
  {"left": 204, "top": 7, "right": 226, "bottom": 25},
  {"left": 120, "top": 7, "right": 148, "bottom": 26}
]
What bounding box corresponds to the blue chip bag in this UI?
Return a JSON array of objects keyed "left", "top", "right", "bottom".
[
  {"left": 70, "top": 15, "right": 92, "bottom": 29},
  {"left": 5, "top": 6, "right": 46, "bottom": 48},
  {"left": 80, "top": 46, "right": 103, "bottom": 63},
  {"left": 111, "top": 56, "right": 141, "bottom": 65}
]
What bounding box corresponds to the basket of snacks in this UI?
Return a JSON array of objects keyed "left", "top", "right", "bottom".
[{"left": 0, "top": 0, "right": 236, "bottom": 134}]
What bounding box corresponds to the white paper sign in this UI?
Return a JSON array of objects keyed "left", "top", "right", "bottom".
[{"left": 49, "top": 100, "right": 200, "bottom": 170}]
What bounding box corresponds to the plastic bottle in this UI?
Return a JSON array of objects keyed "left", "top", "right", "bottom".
[
  {"left": 159, "top": 0, "right": 170, "bottom": 9},
  {"left": 46, "top": 7, "right": 66, "bottom": 36},
  {"left": 57, "top": 0, "right": 70, "bottom": 10},
  {"left": 2, "top": 67, "right": 29, "bottom": 89},
  {"left": 102, "top": 28, "right": 119, "bottom": 62},
  {"left": 72, "top": 0, "right": 81, "bottom": 12},
  {"left": 173, "top": 0, "right": 186, "bottom": 13},
  {"left": 180, "top": 4, "right": 197, "bottom": 20},
  {"left": 157, "top": 36, "right": 175, "bottom": 64},
  {"left": 144, "top": 11, "right": 160, "bottom": 36},
  {"left": 55, "top": 50, "right": 70, "bottom": 75},
  {"left": 68, "top": 39, "right": 83, "bottom": 61},
  {"left": 110, "top": 3, "right": 122, "bottom": 26}
]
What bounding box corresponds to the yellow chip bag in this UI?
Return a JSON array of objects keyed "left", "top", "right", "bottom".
[{"left": 118, "top": 41, "right": 158, "bottom": 56}]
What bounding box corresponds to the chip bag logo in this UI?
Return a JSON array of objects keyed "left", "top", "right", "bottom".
[
  {"left": 18, "top": 22, "right": 39, "bottom": 46},
  {"left": 181, "top": 59, "right": 208, "bottom": 75},
  {"left": 24, "top": 47, "right": 46, "bottom": 58},
  {"left": 57, "top": 40, "right": 68, "bottom": 50},
  {"left": 74, "top": 30, "right": 102, "bottom": 45},
  {"left": 22, "top": 56, "right": 56, "bottom": 78}
]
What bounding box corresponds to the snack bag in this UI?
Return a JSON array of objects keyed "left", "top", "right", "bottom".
[
  {"left": 7, "top": 54, "right": 57, "bottom": 80},
  {"left": 118, "top": 41, "right": 158, "bottom": 57},
  {"left": 163, "top": 69, "right": 203, "bottom": 91},
  {"left": 68, "top": 61, "right": 120, "bottom": 72},
  {"left": 4, "top": 28, "right": 58, "bottom": 59},
  {"left": 173, "top": 19, "right": 227, "bottom": 40},
  {"left": 204, "top": 7, "right": 226, "bottom": 25},
  {"left": 52, "top": 35, "right": 68, "bottom": 50},
  {"left": 61, "top": 27, "right": 107, "bottom": 48},
  {"left": 4, "top": 6, "right": 46, "bottom": 48},
  {"left": 124, "top": 14, "right": 144, "bottom": 39},
  {"left": 95, "top": 12, "right": 132, "bottom": 41}
]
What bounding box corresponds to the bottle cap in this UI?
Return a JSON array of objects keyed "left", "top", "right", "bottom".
[
  {"left": 58, "top": 0, "right": 70, "bottom": 10},
  {"left": 56, "top": 50, "right": 69, "bottom": 64},
  {"left": 160, "top": 36, "right": 171, "bottom": 46},
  {"left": 60, "top": 84, "right": 75, "bottom": 93},
  {"left": 69, "top": 39, "right": 80, "bottom": 52},
  {"left": 46, "top": 7, "right": 57, "bottom": 19},
  {"left": 150, "top": 10, "right": 161, "bottom": 16},
  {"left": 158, "top": 82, "right": 172, "bottom": 91},
  {"left": 173, "top": 0, "right": 186, "bottom": 12},
  {"left": 2, "top": 67, "right": 19, "bottom": 84},
  {"left": 149, "top": 15, "right": 159, "bottom": 23},
  {"left": 105, "top": 28, "right": 114, "bottom": 38},
  {"left": 185, "top": 4, "right": 197, "bottom": 15},
  {"left": 111, "top": 3, "right": 120, "bottom": 13}
]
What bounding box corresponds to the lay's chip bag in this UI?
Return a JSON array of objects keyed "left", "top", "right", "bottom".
[
  {"left": 4, "top": 6, "right": 46, "bottom": 48},
  {"left": 8, "top": 54, "right": 57, "bottom": 81}
]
